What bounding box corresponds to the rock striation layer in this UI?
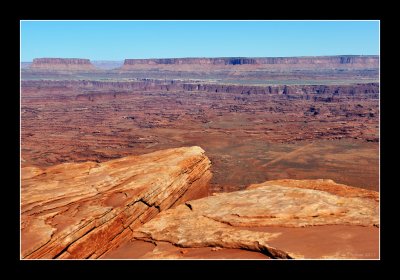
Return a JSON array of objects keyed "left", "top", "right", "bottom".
[
  {"left": 21, "top": 146, "right": 212, "bottom": 259},
  {"left": 128, "top": 179, "right": 378, "bottom": 259},
  {"left": 30, "top": 58, "right": 96, "bottom": 71}
]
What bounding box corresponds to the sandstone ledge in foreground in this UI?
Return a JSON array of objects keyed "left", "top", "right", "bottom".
[
  {"left": 21, "top": 146, "right": 212, "bottom": 259},
  {"left": 126, "top": 179, "right": 378, "bottom": 259}
]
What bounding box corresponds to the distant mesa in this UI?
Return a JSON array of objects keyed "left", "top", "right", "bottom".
[
  {"left": 26, "top": 56, "right": 379, "bottom": 71},
  {"left": 121, "top": 55, "right": 379, "bottom": 68},
  {"left": 30, "top": 58, "right": 97, "bottom": 71}
]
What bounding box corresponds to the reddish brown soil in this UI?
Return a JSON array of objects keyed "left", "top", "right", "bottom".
[
  {"left": 101, "top": 225, "right": 378, "bottom": 259},
  {"left": 100, "top": 240, "right": 157, "bottom": 259},
  {"left": 101, "top": 240, "right": 269, "bottom": 259},
  {"left": 248, "top": 225, "right": 379, "bottom": 259}
]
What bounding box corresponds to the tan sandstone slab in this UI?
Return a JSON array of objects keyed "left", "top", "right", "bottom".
[{"left": 129, "top": 179, "right": 378, "bottom": 259}]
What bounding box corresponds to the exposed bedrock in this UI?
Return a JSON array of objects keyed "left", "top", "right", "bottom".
[
  {"left": 130, "top": 179, "right": 378, "bottom": 259},
  {"left": 21, "top": 146, "right": 212, "bottom": 259},
  {"left": 20, "top": 146, "right": 378, "bottom": 259}
]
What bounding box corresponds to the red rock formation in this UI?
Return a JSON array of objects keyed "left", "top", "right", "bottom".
[
  {"left": 21, "top": 146, "right": 212, "bottom": 259},
  {"left": 30, "top": 58, "right": 96, "bottom": 71}
]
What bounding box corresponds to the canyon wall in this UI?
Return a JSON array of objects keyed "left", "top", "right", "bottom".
[{"left": 21, "top": 79, "right": 379, "bottom": 98}]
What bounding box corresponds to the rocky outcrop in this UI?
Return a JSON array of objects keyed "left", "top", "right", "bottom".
[
  {"left": 30, "top": 58, "right": 96, "bottom": 71},
  {"left": 247, "top": 179, "right": 379, "bottom": 202},
  {"left": 21, "top": 146, "right": 212, "bottom": 259},
  {"left": 125, "top": 179, "right": 378, "bottom": 259},
  {"left": 122, "top": 55, "right": 378, "bottom": 67}
]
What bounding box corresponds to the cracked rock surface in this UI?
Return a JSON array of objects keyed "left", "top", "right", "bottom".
[
  {"left": 123, "top": 179, "right": 378, "bottom": 259},
  {"left": 21, "top": 146, "right": 211, "bottom": 259}
]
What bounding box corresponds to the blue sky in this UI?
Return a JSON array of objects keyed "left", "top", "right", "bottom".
[{"left": 21, "top": 20, "right": 379, "bottom": 61}]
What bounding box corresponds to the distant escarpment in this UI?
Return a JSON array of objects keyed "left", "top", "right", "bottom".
[
  {"left": 30, "top": 58, "right": 96, "bottom": 71},
  {"left": 21, "top": 146, "right": 212, "bottom": 259},
  {"left": 122, "top": 55, "right": 378, "bottom": 68},
  {"left": 21, "top": 79, "right": 379, "bottom": 100}
]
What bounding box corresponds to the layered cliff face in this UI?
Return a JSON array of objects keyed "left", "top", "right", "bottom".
[
  {"left": 116, "top": 179, "right": 378, "bottom": 259},
  {"left": 21, "top": 79, "right": 380, "bottom": 97},
  {"left": 21, "top": 146, "right": 212, "bottom": 259},
  {"left": 30, "top": 58, "right": 96, "bottom": 71},
  {"left": 122, "top": 55, "right": 378, "bottom": 68}
]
